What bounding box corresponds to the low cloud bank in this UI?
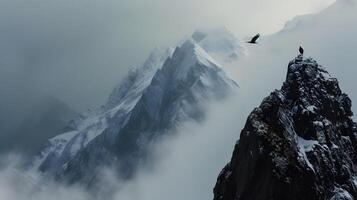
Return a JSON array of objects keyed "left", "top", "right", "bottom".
[
  {"left": 1, "top": 1, "right": 357, "bottom": 200},
  {"left": 0, "top": 94, "right": 249, "bottom": 200}
]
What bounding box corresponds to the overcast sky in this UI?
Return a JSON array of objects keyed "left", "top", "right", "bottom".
[
  {"left": 0, "top": 0, "right": 336, "bottom": 153},
  {"left": 0, "top": 0, "right": 335, "bottom": 112},
  {"left": 3, "top": 1, "right": 357, "bottom": 200}
]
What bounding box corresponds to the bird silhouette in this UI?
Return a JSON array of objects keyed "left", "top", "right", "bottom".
[
  {"left": 247, "top": 33, "right": 260, "bottom": 44},
  {"left": 299, "top": 46, "right": 304, "bottom": 55}
]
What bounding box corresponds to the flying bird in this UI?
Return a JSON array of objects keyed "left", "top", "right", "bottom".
[
  {"left": 247, "top": 33, "right": 260, "bottom": 44},
  {"left": 299, "top": 46, "right": 304, "bottom": 55}
]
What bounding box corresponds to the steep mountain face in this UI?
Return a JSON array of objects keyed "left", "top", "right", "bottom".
[
  {"left": 104, "top": 47, "right": 174, "bottom": 111},
  {"left": 214, "top": 55, "right": 357, "bottom": 200},
  {"left": 108, "top": 39, "right": 238, "bottom": 176},
  {"left": 31, "top": 47, "right": 174, "bottom": 177},
  {"left": 32, "top": 29, "right": 242, "bottom": 184}
]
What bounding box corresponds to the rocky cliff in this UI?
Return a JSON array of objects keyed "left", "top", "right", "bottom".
[{"left": 214, "top": 55, "right": 357, "bottom": 200}]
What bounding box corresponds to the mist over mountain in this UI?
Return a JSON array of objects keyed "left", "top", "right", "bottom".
[
  {"left": 0, "top": 96, "right": 77, "bottom": 157},
  {"left": 30, "top": 29, "right": 240, "bottom": 189},
  {"left": 0, "top": 0, "right": 336, "bottom": 157},
  {"left": 233, "top": 0, "right": 357, "bottom": 116},
  {"left": 0, "top": 0, "right": 357, "bottom": 200}
]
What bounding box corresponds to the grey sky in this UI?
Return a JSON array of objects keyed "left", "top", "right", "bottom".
[
  {"left": 0, "top": 0, "right": 337, "bottom": 157},
  {"left": 2, "top": 1, "right": 357, "bottom": 200},
  {"left": 0, "top": 0, "right": 335, "bottom": 111}
]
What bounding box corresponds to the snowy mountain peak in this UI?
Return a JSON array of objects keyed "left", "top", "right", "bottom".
[
  {"left": 141, "top": 47, "right": 174, "bottom": 71},
  {"left": 173, "top": 38, "right": 223, "bottom": 73},
  {"left": 104, "top": 47, "right": 174, "bottom": 111},
  {"left": 281, "top": 14, "right": 312, "bottom": 32},
  {"left": 31, "top": 47, "right": 174, "bottom": 174},
  {"left": 191, "top": 27, "right": 231, "bottom": 41},
  {"left": 214, "top": 55, "right": 357, "bottom": 200},
  {"left": 32, "top": 29, "right": 239, "bottom": 184},
  {"left": 190, "top": 28, "right": 247, "bottom": 63},
  {"left": 127, "top": 38, "right": 238, "bottom": 130},
  {"left": 286, "top": 54, "right": 331, "bottom": 83}
]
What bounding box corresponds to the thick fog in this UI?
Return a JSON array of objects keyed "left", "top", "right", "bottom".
[
  {"left": 228, "top": 0, "right": 357, "bottom": 116},
  {"left": 0, "top": 0, "right": 335, "bottom": 155},
  {"left": 3, "top": 0, "right": 357, "bottom": 200},
  {"left": 114, "top": 1, "right": 357, "bottom": 196},
  {"left": 0, "top": 0, "right": 334, "bottom": 111},
  {"left": 0, "top": 94, "right": 253, "bottom": 200}
]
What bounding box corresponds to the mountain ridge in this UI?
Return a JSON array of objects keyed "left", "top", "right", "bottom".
[{"left": 31, "top": 28, "right": 243, "bottom": 185}]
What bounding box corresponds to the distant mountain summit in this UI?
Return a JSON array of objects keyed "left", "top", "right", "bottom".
[
  {"left": 214, "top": 55, "right": 357, "bottom": 200},
  {"left": 32, "top": 28, "right": 242, "bottom": 185},
  {"left": 191, "top": 28, "right": 247, "bottom": 63}
]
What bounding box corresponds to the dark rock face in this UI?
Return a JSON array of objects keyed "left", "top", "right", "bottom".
[{"left": 214, "top": 55, "right": 357, "bottom": 200}]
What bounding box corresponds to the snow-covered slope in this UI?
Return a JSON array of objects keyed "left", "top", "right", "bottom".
[
  {"left": 104, "top": 47, "right": 174, "bottom": 111},
  {"left": 32, "top": 28, "right": 242, "bottom": 184},
  {"left": 31, "top": 47, "right": 174, "bottom": 174}
]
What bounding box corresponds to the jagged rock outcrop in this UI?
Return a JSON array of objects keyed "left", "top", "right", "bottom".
[{"left": 214, "top": 55, "right": 357, "bottom": 200}]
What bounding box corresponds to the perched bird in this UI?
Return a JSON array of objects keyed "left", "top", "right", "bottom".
[
  {"left": 247, "top": 33, "right": 260, "bottom": 44},
  {"left": 299, "top": 46, "right": 304, "bottom": 55}
]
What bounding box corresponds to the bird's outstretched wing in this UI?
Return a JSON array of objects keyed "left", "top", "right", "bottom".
[{"left": 248, "top": 33, "right": 260, "bottom": 44}]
